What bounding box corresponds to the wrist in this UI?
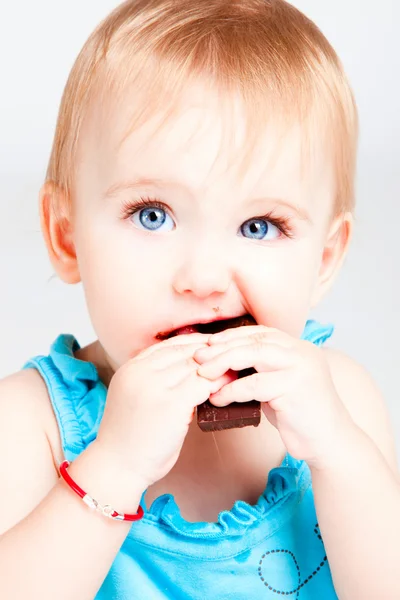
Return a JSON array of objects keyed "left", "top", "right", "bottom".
[
  {"left": 62, "top": 441, "right": 148, "bottom": 516},
  {"left": 308, "top": 414, "right": 362, "bottom": 474}
]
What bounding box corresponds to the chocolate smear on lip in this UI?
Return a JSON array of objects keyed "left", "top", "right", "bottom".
[
  {"left": 194, "top": 314, "right": 261, "bottom": 432},
  {"left": 155, "top": 325, "right": 198, "bottom": 340},
  {"left": 156, "top": 314, "right": 256, "bottom": 341}
]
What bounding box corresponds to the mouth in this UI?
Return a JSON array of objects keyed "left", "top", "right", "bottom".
[{"left": 156, "top": 313, "right": 257, "bottom": 341}]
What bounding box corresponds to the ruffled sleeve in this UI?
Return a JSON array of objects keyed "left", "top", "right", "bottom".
[
  {"left": 301, "top": 319, "right": 334, "bottom": 346},
  {"left": 23, "top": 334, "right": 107, "bottom": 462}
]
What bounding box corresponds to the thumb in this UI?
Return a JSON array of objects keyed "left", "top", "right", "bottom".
[
  {"left": 262, "top": 402, "right": 278, "bottom": 429},
  {"left": 206, "top": 369, "right": 238, "bottom": 395}
]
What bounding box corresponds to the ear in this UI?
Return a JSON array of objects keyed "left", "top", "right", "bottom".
[
  {"left": 39, "top": 181, "right": 81, "bottom": 284},
  {"left": 311, "top": 211, "right": 353, "bottom": 308}
]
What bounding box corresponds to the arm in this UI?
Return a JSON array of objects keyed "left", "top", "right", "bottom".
[
  {"left": 311, "top": 350, "right": 400, "bottom": 600},
  {"left": 0, "top": 372, "right": 146, "bottom": 600},
  {"left": 311, "top": 424, "right": 400, "bottom": 600}
]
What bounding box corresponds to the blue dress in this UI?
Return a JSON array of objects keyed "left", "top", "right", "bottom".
[{"left": 23, "top": 320, "right": 338, "bottom": 599}]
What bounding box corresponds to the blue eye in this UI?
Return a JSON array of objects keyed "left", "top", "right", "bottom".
[
  {"left": 122, "top": 197, "right": 291, "bottom": 240},
  {"left": 240, "top": 218, "right": 281, "bottom": 241},
  {"left": 131, "top": 204, "right": 174, "bottom": 232}
]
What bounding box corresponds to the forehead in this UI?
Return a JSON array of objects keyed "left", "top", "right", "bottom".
[{"left": 82, "top": 81, "right": 334, "bottom": 214}]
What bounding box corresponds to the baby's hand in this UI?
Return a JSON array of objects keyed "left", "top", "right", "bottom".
[
  {"left": 94, "top": 333, "right": 232, "bottom": 490},
  {"left": 194, "top": 326, "right": 356, "bottom": 470}
]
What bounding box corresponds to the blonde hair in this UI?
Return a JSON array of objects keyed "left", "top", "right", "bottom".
[{"left": 46, "top": 0, "right": 359, "bottom": 219}]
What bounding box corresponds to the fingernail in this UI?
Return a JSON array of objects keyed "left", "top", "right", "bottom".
[
  {"left": 194, "top": 347, "right": 212, "bottom": 359},
  {"left": 209, "top": 332, "right": 225, "bottom": 343},
  {"left": 197, "top": 364, "right": 210, "bottom": 376}
]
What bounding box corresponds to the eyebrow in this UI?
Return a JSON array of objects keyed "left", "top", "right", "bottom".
[{"left": 103, "top": 176, "right": 312, "bottom": 223}]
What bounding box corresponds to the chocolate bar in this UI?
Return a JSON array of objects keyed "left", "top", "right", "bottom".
[
  {"left": 196, "top": 315, "right": 261, "bottom": 432},
  {"left": 197, "top": 400, "right": 260, "bottom": 431}
]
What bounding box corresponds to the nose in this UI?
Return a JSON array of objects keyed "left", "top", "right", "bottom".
[{"left": 172, "top": 235, "right": 232, "bottom": 299}]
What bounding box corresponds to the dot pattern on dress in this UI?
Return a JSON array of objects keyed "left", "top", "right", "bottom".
[{"left": 257, "top": 523, "right": 328, "bottom": 597}]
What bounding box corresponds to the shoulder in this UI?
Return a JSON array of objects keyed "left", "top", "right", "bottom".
[
  {"left": 0, "top": 368, "right": 64, "bottom": 471},
  {"left": 0, "top": 369, "right": 63, "bottom": 532},
  {"left": 0, "top": 368, "right": 49, "bottom": 422},
  {"left": 323, "top": 347, "right": 399, "bottom": 476}
]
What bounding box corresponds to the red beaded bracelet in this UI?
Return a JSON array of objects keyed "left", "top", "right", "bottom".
[{"left": 59, "top": 460, "right": 145, "bottom": 522}]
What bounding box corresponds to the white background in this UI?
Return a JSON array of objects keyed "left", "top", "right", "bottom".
[{"left": 0, "top": 1, "right": 399, "bottom": 459}]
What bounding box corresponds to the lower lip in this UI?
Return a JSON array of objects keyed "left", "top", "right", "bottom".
[
  {"left": 155, "top": 327, "right": 198, "bottom": 341},
  {"left": 157, "top": 314, "right": 254, "bottom": 340},
  {"left": 172, "top": 325, "right": 199, "bottom": 336}
]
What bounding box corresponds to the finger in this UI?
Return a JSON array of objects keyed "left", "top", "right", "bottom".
[
  {"left": 193, "top": 331, "right": 294, "bottom": 364},
  {"left": 173, "top": 364, "right": 237, "bottom": 402},
  {"left": 136, "top": 334, "right": 210, "bottom": 362},
  {"left": 197, "top": 342, "right": 293, "bottom": 380},
  {"left": 208, "top": 369, "right": 285, "bottom": 406},
  {"left": 157, "top": 346, "right": 238, "bottom": 386},
  {"left": 209, "top": 325, "right": 290, "bottom": 345},
  {"left": 137, "top": 333, "right": 210, "bottom": 358},
  {"left": 194, "top": 338, "right": 254, "bottom": 363},
  {"left": 150, "top": 342, "right": 211, "bottom": 370}
]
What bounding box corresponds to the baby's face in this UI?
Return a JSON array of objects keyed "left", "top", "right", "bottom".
[{"left": 71, "top": 83, "right": 336, "bottom": 369}]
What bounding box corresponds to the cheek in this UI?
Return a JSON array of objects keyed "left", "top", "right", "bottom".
[
  {"left": 74, "top": 221, "right": 170, "bottom": 352},
  {"left": 245, "top": 243, "right": 322, "bottom": 336},
  {"left": 76, "top": 213, "right": 160, "bottom": 290},
  {"left": 247, "top": 243, "right": 319, "bottom": 289}
]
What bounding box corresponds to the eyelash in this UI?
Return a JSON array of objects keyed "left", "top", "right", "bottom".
[{"left": 119, "top": 195, "right": 295, "bottom": 239}]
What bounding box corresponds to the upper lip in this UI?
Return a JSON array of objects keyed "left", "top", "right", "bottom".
[{"left": 156, "top": 313, "right": 250, "bottom": 340}]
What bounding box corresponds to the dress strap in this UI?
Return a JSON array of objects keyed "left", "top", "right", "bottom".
[{"left": 23, "top": 334, "right": 107, "bottom": 462}]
